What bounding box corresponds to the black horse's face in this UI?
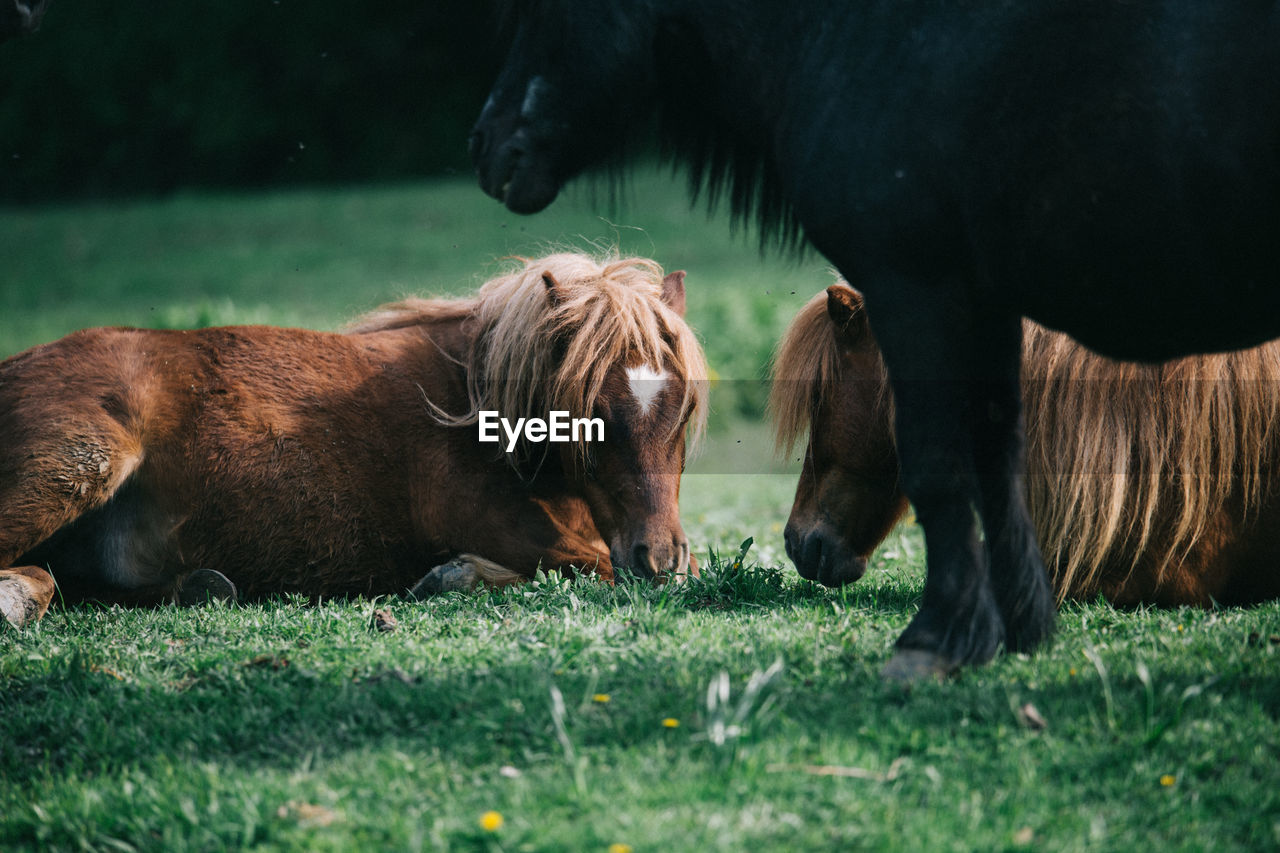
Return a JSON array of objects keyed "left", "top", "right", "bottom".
[{"left": 471, "top": 1, "right": 659, "bottom": 213}]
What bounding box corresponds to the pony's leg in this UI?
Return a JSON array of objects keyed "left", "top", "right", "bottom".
[
  {"left": 0, "top": 565, "right": 56, "bottom": 629},
  {"left": 968, "top": 320, "right": 1055, "bottom": 651},
  {"left": 410, "top": 533, "right": 615, "bottom": 596},
  {"left": 411, "top": 494, "right": 615, "bottom": 596},
  {"left": 0, "top": 418, "right": 143, "bottom": 615},
  {"left": 409, "top": 554, "right": 527, "bottom": 596},
  {"left": 862, "top": 281, "right": 1005, "bottom": 679}
]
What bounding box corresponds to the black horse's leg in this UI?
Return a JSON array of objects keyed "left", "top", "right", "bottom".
[
  {"left": 969, "top": 318, "right": 1055, "bottom": 652},
  {"left": 864, "top": 278, "right": 1005, "bottom": 677}
]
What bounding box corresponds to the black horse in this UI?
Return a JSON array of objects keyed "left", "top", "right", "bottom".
[{"left": 471, "top": 1, "right": 1280, "bottom": 679}]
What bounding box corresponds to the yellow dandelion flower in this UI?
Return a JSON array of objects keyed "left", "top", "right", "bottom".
[
  {"left": 1069, "top": 667, "right": 1077, "bottom": 677},
  {"left": 479, "top": 811, "right": 504, "bottom": 832},
  {"left": 662, "top": 717, "right": 680, "bottom": 728},
  {"left": 1160, "top": 775, "right": 1176, "bottom": 787},
  {"left": 609, "top": 844, "right": 634, "bottom": 853},
  {"left": 593, "top": 693, "right": 611, "bottom": 703},
  {"left": 1177, "top": 624, "right": 1184, "bottom": 632}
]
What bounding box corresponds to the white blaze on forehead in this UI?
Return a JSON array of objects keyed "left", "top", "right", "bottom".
[{"left": 626, "top": 364, "right": 668, "bottom": 416}]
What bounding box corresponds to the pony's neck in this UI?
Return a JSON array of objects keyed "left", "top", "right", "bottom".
[
  {"left": 411, "top": 309, "right": 573, "bottom": 486},
  {"left": 377, "top": 311, "right": 478, "bottom": 419},
  {"left": 408, "top": 311, "right": 474, "bottom": 368}
]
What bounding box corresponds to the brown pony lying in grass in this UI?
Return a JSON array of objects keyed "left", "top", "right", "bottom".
[
  {"left": 771, "top": 283, "right": 1280, "bottom": 607},
  {"left": 0, "top": 253, "right": 707, "bottom": 628}
]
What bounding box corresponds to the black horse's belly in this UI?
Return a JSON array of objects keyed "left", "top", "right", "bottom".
[{"left": 1000, "top": 186, "right": 1280, "bottom": 362}]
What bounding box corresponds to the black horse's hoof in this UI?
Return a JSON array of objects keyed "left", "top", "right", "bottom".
[
  {"left": 177, "top": 569, "right": 238, "bottom": 606},
  {"left": 880, "top": 648, "right": 956, "bottom": 683}
]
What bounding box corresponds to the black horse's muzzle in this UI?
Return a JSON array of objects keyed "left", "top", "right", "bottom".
[{"left": 470, "top": 102, "right": 562, "bottom": 214}]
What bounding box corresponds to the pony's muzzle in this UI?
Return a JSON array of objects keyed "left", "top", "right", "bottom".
[
  {"left": 616, "top": 536, "right": 690, "bottom": 582},
  {"left": 785, "top": 521, "right": 867, "bottom": 587}
]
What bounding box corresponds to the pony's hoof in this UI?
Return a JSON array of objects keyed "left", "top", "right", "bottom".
[
  {"left": 410, "top": 558, "right": 478, "bottom": 598},
  {"left": 880, "top": 648, "right": 956, "bottom": 683},
  {"left": 0, "top": 579, "right": 39, "bottom": 629},
  {"left": 0, "top": 567, "right": 55, "bottom": 630},
  {"left": 177, "top": 569, "right": 238, "bottom": 606}
]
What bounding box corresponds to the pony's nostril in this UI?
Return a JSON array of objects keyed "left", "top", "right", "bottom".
[
  {"left": 799, "top": 532, "right": 824, "bottom": 580},
  {"left": 784, "top": 524, "right": 799, "bottom": 561},
  {"left": 630, "top": 544, "right": 655, "bottom": 578}
]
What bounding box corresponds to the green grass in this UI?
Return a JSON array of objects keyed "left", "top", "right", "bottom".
[{"left": 2, "top": 177, "right": 1279, "bottom": 851}]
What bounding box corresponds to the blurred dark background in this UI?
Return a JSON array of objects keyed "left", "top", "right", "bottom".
[{"left": 0, "top": 1, "right": 502, "bottom": 201}]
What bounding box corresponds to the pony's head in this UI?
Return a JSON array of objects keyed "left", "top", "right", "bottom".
[
  {"left": 461, "top": 253, "right": 707, "bottom": 581},
  {"left": 769, "top": 283, "right": 906, "bottom": 587},
  {"left": 471, "top": 0, "right": 661, "bottom": 213}
]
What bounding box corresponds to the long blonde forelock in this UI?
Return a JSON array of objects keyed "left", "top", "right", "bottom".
[{"left": 456, "top": 253, "right": 707, "bottom": 464}]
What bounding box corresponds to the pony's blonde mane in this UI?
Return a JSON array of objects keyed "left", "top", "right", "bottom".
[
  {"left": 353, "top": 253, "right": 707, "bottom": 465},
  {"left": 769, "top": 285, "right": 1280, "bottom": 601},
  {"left": 768, "top": 287, "right": 886, "bottom": 456},
  {"left": 1022, "top": 323, "right": 1280, "bottom": 601},
  {"left": 346, "top": 297, "right": 475, "bottom": 333}
]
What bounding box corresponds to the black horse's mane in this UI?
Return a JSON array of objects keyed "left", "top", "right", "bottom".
[
  {"left": 652, "top": 18, "right": 805, "bottom": 252},
  {"left": 659, "top": 112, "right": 805, "bottom": 254}
]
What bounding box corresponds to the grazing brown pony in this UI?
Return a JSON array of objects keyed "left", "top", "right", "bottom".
[
  {"left": 772, "top": 284, "right": 1280, "bottom": 607},
  {"left": 0, "top": 253, "right": 707, "bottom": 628}
]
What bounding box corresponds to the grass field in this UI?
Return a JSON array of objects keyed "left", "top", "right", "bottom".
[{"left": 1, "top": 175, "right": 1278, "bottom": 851}]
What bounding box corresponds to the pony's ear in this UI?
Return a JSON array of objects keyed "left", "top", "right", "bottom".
[
  {"left": 660, "top": 270, "right": 687, "bottom": 316},
  {"left": 826, "top": 283, "right": 868, "bottom": 341},
  {"left": 542, "top": 272, "right": 564, "bottom": 306}
]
